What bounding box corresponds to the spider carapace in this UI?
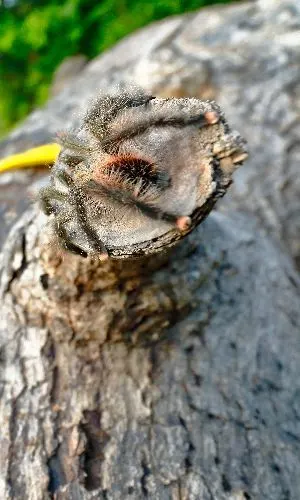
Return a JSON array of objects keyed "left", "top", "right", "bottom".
[{"left": 39, "top": 88, "right": 248, "bottom": 259}]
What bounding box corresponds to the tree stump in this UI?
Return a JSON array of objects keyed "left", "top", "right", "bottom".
[
  {"left": 1, "top": 208, "right": 300, "bottom": 500},
  {"left": 1, "top": 0, "right": 299, "bottom": 265}
]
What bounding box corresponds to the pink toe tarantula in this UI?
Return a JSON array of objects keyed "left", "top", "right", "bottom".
[{"left": 39, "top": 88, "right": 248, "bottom": 259}]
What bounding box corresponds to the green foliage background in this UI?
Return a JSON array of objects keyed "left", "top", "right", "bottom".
[{"left": 0, "top": 0, "right": 234, "bottom": 136}]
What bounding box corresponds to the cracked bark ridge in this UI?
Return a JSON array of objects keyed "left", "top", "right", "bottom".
[
  {"left": 0, "top": 0, "right": 299, "bottom": 266},
  {"left": 1, "top": 208, "right": 300, "bottom": 499}
]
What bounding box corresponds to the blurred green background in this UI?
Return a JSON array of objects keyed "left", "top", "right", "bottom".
[{"left": 0, "top": 0, "right": 236, "bottom": 137}]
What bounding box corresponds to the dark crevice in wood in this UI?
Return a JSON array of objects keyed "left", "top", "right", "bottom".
[
  {"left": 5, "top": 232, "right": 27, "bottom": 294},
  {"left": 178, "top": 416, "right": 195, "bottom": 473},
  {"left": 140, "top": 458, "right": 151, "bottom": 497},
  {"left": 6, "top": 386, "right": 27, "bottom": 498},
  {"left": 221, "top": 473, "right": 232, "bottom": 492},
  {"left": 47, "top": 446, "right": 65, "bottom": 496},
  {"left": 40, "top": 273, "right": 49, "bottom": 290},
  {"left": 80, "top": 410, "right": 110, "bottom": 491}
]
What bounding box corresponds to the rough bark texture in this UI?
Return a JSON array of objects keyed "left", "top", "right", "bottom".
[
  {"left": 1, "top": 1, "right": 300, "bottom": 499},
  {"left": 0, "top": 0, "right": 299, "bottom": 265},
  {"left": 1, "top": 208, "right": 300, "bottom": 500}
]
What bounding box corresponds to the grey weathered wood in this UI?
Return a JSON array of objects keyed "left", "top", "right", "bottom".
[
  {"left": 1, "top": 0, "right": 299, "bottom": 265},
  {"left": 1, "top": 208, "right": 300, "bottom": 500},
  {"left": 1, "top": 1, "right": 300, "bottom": 499}
]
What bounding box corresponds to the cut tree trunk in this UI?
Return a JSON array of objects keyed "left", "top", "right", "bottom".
[
  {"left": 1, "top": 208, "right": 300, "bottom": 500},
  {"left": 1, "top": 0, "right": 299, "bottom": 265}
]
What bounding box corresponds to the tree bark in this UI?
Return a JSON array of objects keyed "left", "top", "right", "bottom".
[
  {"left": 1, "top": 208, "right": 300, "bottom": 500},
  {"left": 1, "top": 0, "right": 299, "bottom": 265},
  {"left": 1, "top": 1, "right": 300, "bottom": 499}
]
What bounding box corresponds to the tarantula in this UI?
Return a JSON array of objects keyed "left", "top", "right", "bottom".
[{"left": 39, "top": 88, "right": 248, "bottom": 259}]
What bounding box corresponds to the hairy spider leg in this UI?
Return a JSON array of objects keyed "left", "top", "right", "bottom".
[
  {"left": 39, "top": 186, "right": 89, "bottom": 256},
  {"left": 86, "top": 179, "right": 192, "bottom": 233},
  {"left": 52, "top": 168, "right": 109, "bottom": 258},
  {"left": 84, "top": 90, "right": 154, "bottom": 140},
  {"left": 39, "top": 186, "right": 70, "bottom": 216},
  {"left": 54, "top": 215, "right": 88, "bottom": 258},
  {"left": 102, "top": 108, "right": 220, "bottom": 153},
  {"left": 56, "top": 132, "right": 91, "bottom": 156}
]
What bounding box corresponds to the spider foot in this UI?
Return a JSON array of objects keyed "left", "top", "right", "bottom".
[
  {"left": 204, "top": 111, "right": 219, "bottom": 125},
  {"left": 175, "top": 216, "right": 192, "bottom": 232}
]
